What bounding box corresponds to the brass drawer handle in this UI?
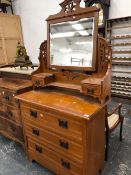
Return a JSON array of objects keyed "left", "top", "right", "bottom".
[
  {"left": 32, "top": 128, "right": 39, "bottom": 136},
  {"left": 35, "top": 144, "right": 42, "bottom": 153},
  {"left": 30, "top": 110, "right": 37, "bottom": 118},
  {"left": 61, "top": 159, "right": 70, "bottom": 169},
  {"left": 58, "top": 119, "right": 68, "bottom": 129},
  {"left": 59, "top": 140, "right": 69, "bottom": 150}
]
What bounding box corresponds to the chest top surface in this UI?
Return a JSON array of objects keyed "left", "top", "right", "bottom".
[
  {"left": 17, "top": 88, "right": 104, "bottom": 118},
  {"left": 0, "top": 77, "right": 32, "bottom": 91}
]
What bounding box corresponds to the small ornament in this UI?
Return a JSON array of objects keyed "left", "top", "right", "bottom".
[{"left": 14, "top": 42, "right": 34, "bottom": 69}]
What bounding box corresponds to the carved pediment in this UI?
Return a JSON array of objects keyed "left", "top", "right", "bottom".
[
  {"left": 47, "top": 0, "right": 99, "bottom": 21},
  {"left": 60, "top": 0, "right": 81, "bottom": 14}
]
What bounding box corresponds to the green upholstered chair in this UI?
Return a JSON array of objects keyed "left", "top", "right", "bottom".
[{"left": 105, "top": 103, "right": 124, "bottom": 161}]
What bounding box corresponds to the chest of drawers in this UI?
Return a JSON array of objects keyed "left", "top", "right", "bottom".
[
  {"left": 17, "top": 89, "right": 106, "bottom": 175},
  {"left": 0, "top": 77, "right": 32, "bottom": 144}
]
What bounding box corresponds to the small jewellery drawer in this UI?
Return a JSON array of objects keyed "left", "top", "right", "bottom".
[
  {"left": 32, "top": 73, "right": 54, "bottom": 88},
  {"left": 0, "top": 89, "right": 19, "bottom": 107},
  {"left": 25, "top": 124, "right": 83, "bottom": 161},
  {"left": 82, "top": 84, "right": 101, "bottom": 96},
  {"left": 32, "top": 77, "right": 45, "bottom": 88},
  {"left": 27, "top": 138, "right": 83, "bottom": 175},
  {"left": 0, "top": 116, "right": 24, "bottom": 142},
  {"left": 22, "top": 105, "right": 83, "bottom": 143},
  {"left": 0, "top": 103, "right": 21, "bottom": 124}
]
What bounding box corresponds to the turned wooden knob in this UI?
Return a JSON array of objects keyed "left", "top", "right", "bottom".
[{"left": 40, "top": 113, "right": 44, "bottom": 117}]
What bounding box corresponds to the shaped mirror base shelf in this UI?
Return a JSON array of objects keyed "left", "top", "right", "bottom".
[{"left": 32, "top": 72, "right": 110, "bottom": 104}]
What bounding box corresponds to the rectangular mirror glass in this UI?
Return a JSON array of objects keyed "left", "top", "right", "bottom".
[{"left": 50, "top": 17, "right": 94, "bottom": 68}]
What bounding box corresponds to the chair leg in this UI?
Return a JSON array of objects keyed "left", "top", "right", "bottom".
[
  {"left": 3, "top": 6, "right": 6, "bottom": 13},
  {"left": 10, "top": 2, "right": 13, "bottom": 14},
  {"left": 105, "top": 132, "right": 109, "bottom": 161},
  {"left": 120, "top": 121, "right": 123, "bottom": 142},
  {"left": 5, "top": 7, "right": 7, "bottom": 13}
]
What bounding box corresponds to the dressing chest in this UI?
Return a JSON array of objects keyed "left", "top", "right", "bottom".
[
  {"left": 0, "top": 68, "right": 36, "bottom": 144},
  {"left": 18, "top": 89, "right": 106, "bottom": 175},
  {"left": 16, "top": 0, "right": 112, "bottom": 174}
]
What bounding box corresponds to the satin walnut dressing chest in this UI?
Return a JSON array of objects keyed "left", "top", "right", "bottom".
[{"left": 16, "top": 0, "right": 112, "bottom": 174}]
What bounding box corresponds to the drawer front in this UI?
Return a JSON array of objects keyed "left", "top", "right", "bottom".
[
  {"left": 32, "top": 77, "right": 45, "bottom": 88},
  {"left": 0, "top": 89, "right": 19, "bottom": 107},
  {"left": 21, "top": 105, "right": 83, "bottom": 143},
  {"left": 0, "top": 103, "right": 21, "bottom": 124},
  {"left": 0, "top": 116, "right": 24, "bottom": 142},
  {"left": 27, "top": 138, "right": 83, "bottom": 175},
  {"left": 25, "top": 123, "right": 83, "bottom": 162},
  {"left": 82, "top": 84, "right": 101, "bottom": 96},
  {"left": 32, "top": 74, "right": 54, "bottom": 88}
]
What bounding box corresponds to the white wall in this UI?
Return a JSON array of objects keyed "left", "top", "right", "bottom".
[
  {"left": 12, "top": 0, "right": 131, "bottom": 63},
  {"left": 12, "top": 0, "right": 62, "bottom": 63},
  {"left": 109, "top": 0, "right": 131, "bottom": 19}
]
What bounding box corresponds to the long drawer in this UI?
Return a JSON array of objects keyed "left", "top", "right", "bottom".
[
  {"left": 0, "top": 88, "right": 19, "bottom": 107},
  {"left": 24, "top": 123, "right": 83, "bottom": 162},
  {"left": 21, "top": 105, "right": 83, "bottom": 143},
  {"left": 0, "top": 116, "right": 24, "bottom": 142},
  {"left": 0, "top": 103, "right": 21, "bottom": 124},
  {"left": 27, "top": 138, "right": 83, "bottom": 175}
]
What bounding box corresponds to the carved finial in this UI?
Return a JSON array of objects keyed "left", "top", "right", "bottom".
[{"left": 60, "top": 0, "right": 81, "bottom": 14}]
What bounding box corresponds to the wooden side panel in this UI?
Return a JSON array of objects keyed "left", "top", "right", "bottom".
[
  {"left": 0, "top": 39, "right": 6, "bottom": 65},
  {"left": 85, "top": 108, "right": 105, "bottom": 175},
  {"left": 0, "top": 13, "right": 23, "bottom": 65}
]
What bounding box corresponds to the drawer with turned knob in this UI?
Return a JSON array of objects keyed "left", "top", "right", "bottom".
[
  {"left": 0, "top": 116, "right": 24, "bottom": 143},
  {"left": 0, "top": 102, "right": 22, "bottom": 124},
  {"left": 0, "top": 89, "right": 19, "bottom": 107}
]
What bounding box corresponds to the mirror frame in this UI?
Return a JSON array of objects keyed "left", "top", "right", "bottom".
[{"left": 47, "top": 2, "right": 99, "bottom": 71}]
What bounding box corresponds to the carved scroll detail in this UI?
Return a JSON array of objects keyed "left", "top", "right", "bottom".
[
  {"left": 64, "top": 1, "right": 76, "bottom": 14},
  {"left": 60, "top": 0, "right": 81, "bottom": 15},
  {"left": 38, "top": 40, "right": 47, "bottom": 72},
  {"left": 32, "top": 40, "right": 47, "bottom": 75},
  {"left": 39, "top": 41, "right": 47, "bottom": 63},
  {"left": 63, "top": 71, "right": 81, "bottom": 80},
  {"left": 98, "top": 37, "right": 111, "bottom": 72}
]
